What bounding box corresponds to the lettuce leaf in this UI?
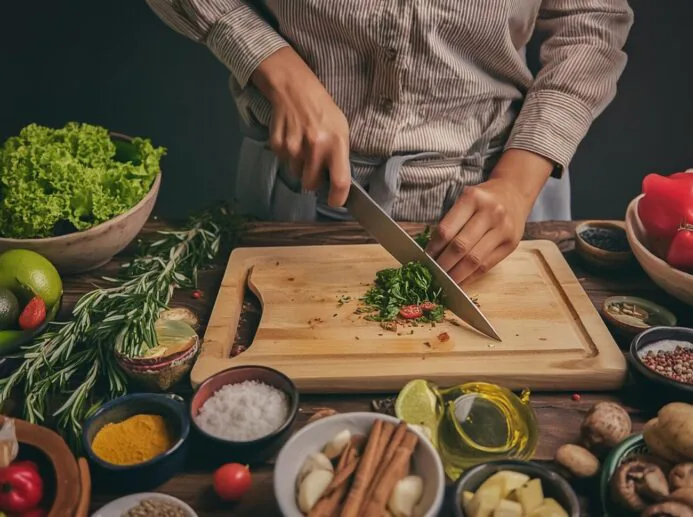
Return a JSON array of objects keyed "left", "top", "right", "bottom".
[{"left": 0, "top": 122, "right": 166, "bottom": 238}]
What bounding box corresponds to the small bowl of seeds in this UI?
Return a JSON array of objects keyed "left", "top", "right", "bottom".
[
  {"left": 575, "top": 220, "right": 633, "bottom": 269},
  {"left": 628, "top": 326, "right": 693, "bottom": 405},
  {"left": 91, "top": 492, "right": 197, "bottom": 517},
  {"left": 601, "top": 296, "right": 677, "bottom": 345}
]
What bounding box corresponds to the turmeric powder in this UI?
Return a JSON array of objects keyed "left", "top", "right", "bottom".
[{"left": 91, "top": 414, "right": 174, "bottom": 466}]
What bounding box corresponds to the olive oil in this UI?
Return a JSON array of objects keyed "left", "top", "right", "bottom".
[{"left": 431, "top": 382, "right": 539, "bottom": 480}]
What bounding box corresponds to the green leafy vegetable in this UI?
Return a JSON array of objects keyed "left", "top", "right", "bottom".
[
  {"left": 414, "top": 226, "right": 432, "bottom": 248},
  {"left": 0, "top": 122, "right": 166, "bottom": 238}
]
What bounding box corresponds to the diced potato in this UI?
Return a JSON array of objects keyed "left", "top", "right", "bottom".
[
  {"left": 477, "top": 471, "right": 531, "bottom": 499},
  {"left": 527, "top": 498, "right": 569, "bottom": 517},
  {"left": 462, "top": 491, "right": 474, "bottom": 506},
  {"left": 510, "top": 478, "right": 544, "bottom": 515},
  {"left": 467, "top": 485, "right": 502, "bottom": 517},
  {"left": 492, "top": 499, "right": 523, "bottom": 517}
]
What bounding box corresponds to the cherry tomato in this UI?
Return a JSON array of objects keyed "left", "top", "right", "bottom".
[
  {"left": 399, "top": 305, "right": 423, "bottom": 319},
  {"left": 420, "top": 301, "right": 437, "bottom": 313},
  {"left": 213, "top": 463, "right": 252, "bottom": 502}
]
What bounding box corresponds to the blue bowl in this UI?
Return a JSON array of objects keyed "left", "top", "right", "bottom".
[{"left": 83, "top": 393, "right": 190, "bottom": 493}]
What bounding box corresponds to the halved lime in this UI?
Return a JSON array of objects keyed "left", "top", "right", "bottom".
[{"left": 395, "top": 379, "right": 441, "bottom": 446}]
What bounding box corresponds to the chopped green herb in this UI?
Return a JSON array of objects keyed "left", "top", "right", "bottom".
[{"left": 414, "top": 226, "right": 432, "bottom": 249}]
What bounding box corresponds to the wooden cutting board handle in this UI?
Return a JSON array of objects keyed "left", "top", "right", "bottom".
[{"left": 74, "top": 457, "right": 91, "bottom": 517}]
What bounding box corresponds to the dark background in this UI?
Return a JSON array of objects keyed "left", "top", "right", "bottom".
[{"left": 1, "top": 1, "right": 691, "bottom": 221}]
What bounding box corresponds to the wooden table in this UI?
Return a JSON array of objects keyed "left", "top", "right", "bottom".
[{"left": 78, "top": 220, "right": 692, "bottom": 516}]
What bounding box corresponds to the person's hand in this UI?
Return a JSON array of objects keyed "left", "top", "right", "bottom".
[
  {"left": 426, "top": 149, "right": 555, "bottom": 285},
  {"left": 252, "top": 47, "right": 351, "bottom": 207}
]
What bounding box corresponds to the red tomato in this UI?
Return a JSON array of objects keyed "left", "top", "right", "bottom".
[
  {"left": 213, "top": 463, "right": 252, "bottom": 502},
  {"left": 420, "top": 301, "right": 437, "bottom": 313},
  {"left": 399, "top": 305, "right": 423, "bottom": 319},
  {"left": 667, "top": 228, "right": 693, "bottom": 273},
  {"left": 18, "top": 297, "right": 46, "bottom": 331}
]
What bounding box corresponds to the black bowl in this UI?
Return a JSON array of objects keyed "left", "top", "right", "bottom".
[
  {"left": 628, "top": 326, "right": 693, "bottom": 406},
  {"left": 190, "top": 365, "right": 299, "bottom": 467},
  {"left": 82, "top": 393, "right": 190, "bottom": 492},
  {"left": 453, "top": 460, "right": 581, "bottom": 517}
]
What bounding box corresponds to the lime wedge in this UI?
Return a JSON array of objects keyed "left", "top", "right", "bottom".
[{"left": 395, "top": 379, "right": 441, "bottom": 446}]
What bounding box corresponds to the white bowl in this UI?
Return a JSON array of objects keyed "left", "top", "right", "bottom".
[
  {"left": 91, "top": 492, "right": 197, "bottom": 517},
  {"left": 625, "top": 195, "right": 693, "bottom": 306},
  {"left": 274, "top": 412, "right": 445, "bottom": 517}
]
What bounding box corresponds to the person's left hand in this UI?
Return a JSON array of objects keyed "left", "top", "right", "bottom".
[{"left": 425, "top": 149, "right": 555, "bottom": 286}]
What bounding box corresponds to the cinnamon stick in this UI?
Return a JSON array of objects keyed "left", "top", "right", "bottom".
[
  {"left": 362, "top": 431, "right": 419, "bottom": 517},
  {"left": 339, "top": 419, "right": 386, "bottom": 517},
  {"left": 362, "top": 421, "right": 408, "bottom": 506},
  {"left": 309, "top": 446, "right": 358, "bottom": 517}
]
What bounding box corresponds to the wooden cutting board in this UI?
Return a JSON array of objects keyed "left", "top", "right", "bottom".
[{"left": 191, "top": 241, "right": 626, "bottom": 392}]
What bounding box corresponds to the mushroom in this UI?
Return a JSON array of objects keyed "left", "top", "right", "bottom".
[
  {"left": 581, "top": 402, "right": 632, "bottom": 454},
  {"left": 670, "top": 464, "right": 693, "bottom": 491},
  {"left": 641, "top": 501, "right": 693, "bottom": 517},
  {"left": 670, "top": 488, "right": 693, "bottom": 508},
  {"left": 610, "top": 460, "right": 670, "bottom": 512},
  {"left": 554, "top": 444, "right": 600, "bottom": 478}
]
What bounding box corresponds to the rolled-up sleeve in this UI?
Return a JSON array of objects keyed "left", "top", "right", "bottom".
[
  {"left": 146, "top": 0, "right": 289, "bottom": 88},
  {"left": 505, "top": 0, "right": 634, "bottom": 171}
]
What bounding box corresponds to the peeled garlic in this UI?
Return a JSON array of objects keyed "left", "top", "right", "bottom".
[
  {"left": 322, "top": 429, "right": 352, "bottom": 460},
  {"left": 297, "top": 469, "right": 333, "bottom": 513},
  {"left": 387, "top": 475, "right": 424, "bottom": 517},
  {"left": 296, "top": 452, "right": 333, "bottom": 488}
]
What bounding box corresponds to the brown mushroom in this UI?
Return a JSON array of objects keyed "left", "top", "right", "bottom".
[
  {"left": 670, "top": 488, "right": 693, "bottom": 508},
  {"left": 640, "top": 501, "right": 693, "bottom": 517},
  {"left": 611, "top": 460, "right": 670, "bottom": 512},
  {"left": 581, "top": 402, "right": 632, "bottom": 454},
  {"left": 670, "top": 464, "right": 693, "bottom": 491}
]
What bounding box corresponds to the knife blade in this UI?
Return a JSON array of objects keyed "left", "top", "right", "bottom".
[{"left": 346, "top": 181, "right": 501, "bottom": 341}]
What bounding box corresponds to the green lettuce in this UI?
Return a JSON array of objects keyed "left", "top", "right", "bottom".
[{"left": 0, "top": 122, "right": 166, "bottom": 239}]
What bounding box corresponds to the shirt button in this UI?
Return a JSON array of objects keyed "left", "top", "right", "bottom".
[
  {"left": 385, "top": 47, "right": 397, "bottom": 61},
  {"left": 379, "top": 96, "right": 394, "bottom": 113}
]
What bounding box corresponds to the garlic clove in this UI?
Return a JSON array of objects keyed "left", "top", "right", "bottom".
[
  {"left": 297, "top": 469, "right": 334, "bottom": 513},
  {"left": 322, "top": 429, "right": 352, "bottom": 460},
  {"left": 296, "top": 452, "right": 334, "bottom": 488},
  {"left": 387, "top": 475, "right": 424, "bottom": 517}
]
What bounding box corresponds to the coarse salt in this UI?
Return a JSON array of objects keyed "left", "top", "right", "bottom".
[{"left": 195, "top": 380, "right": 289, "bottom": 442}]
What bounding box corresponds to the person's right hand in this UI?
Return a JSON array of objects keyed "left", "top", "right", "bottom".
[{"left": 252, "top": 47, "right": 351, "bottom": 208}]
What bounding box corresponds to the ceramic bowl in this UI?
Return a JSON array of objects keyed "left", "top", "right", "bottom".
[
  {"left": 0, "top": 133, "right": 161, "bottom": 275},
  {"left": 82, "top": 393, "right": 190, "bottom": 493},
  {"left": 274, "top": 412, "right": 445, "bottom": 517},
  {"left": 0, "top": 416, "right": 89, "bottom": 516},
  {"left": 599, "top": 433, "right": 648, "bottom": 517},
  {"left": 600, "top": 296, "right": 677, "bottom": 345},
  {"left": 190, "top": 365, "right": 299, "bottom": 466},
  {"left": 575, "top": 220, "right": 633, "bottom": 269},
  {"left": 625, "top": 196, "right": 693, "bottom": 306},
  {"left": 453, "top": 460, "right": 580, "bottom": 517},
  {"left": 92, "top": 492, "right": 198, "bottom": 517},
  {"left": 628, "top": 326, "right": 693, "bottom": 405}
]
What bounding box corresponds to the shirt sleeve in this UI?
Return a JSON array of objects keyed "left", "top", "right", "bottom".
[
  {"left": 145, "top": 0, "right": 289, "bottom": 89},
  {"left": 504, "top": 0, "right": 634, "bottom": 172}
]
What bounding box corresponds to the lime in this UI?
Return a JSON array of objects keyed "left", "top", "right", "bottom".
[
  {"left": 0, "top": 288, "right": 20, "bottom": 331},
  {"left": 0, "top": 330, "right": 25, "bottom": 356},
  {"left": 0, "top": 249, "right": 62, "bottom": 308},
  {"left": 395, "top": 379, "right": 442, "bottom": 445}
]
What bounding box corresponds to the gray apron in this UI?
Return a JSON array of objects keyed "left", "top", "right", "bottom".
[{"left": 235, "top": 121, "right": 571, "bottom": 222}]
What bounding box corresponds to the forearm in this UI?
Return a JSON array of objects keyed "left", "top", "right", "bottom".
[{"left": 490, "top": 149, "right": 554, "bottom": 209}]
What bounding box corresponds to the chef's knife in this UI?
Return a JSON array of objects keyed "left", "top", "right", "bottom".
[{"left": 277, "top": 167, "right": 501, "bottom": 341}]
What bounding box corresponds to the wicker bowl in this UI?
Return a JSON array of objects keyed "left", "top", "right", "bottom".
[{"left": 0, "top": 133, "right": 161, "bottom": 275}]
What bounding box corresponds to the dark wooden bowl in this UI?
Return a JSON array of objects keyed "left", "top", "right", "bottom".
[{"left": 575, "top": 220, "right": 633, "bottom": 269}]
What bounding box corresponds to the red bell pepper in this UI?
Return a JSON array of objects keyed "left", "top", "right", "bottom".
[
  {"left": 0, "top": 461, "right": 43, "bottom": 514},
  {"left": 639, "top": 173, "right": 693, "bottom": 241},
  {"left": 668, "top": 225, "right": 693, "bottom": 273}
]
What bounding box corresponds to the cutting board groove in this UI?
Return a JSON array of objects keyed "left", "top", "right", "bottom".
[{"left": 191, "top": 242, "right": 626, "bottom": 391}]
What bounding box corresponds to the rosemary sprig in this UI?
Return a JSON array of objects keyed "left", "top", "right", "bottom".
[{"left": 0, "top": 203, "right": 245, "bottom": 449}]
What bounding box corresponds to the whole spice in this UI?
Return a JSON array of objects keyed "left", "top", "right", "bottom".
[
  {"left": 579, "top": 226, "right": 629, "bottom": 252},
  {"left": 0, "top": 461, "right": 44, "bottom": 514},
  {"left": 0, "top": 203, "right": 245, "bottom": 448},
  {"left": 122, "top": 497, "right": 188, "bottom": 517},
  {"left": 641, "top": 344, "right": 693, "bottom": 385},
  {"left": 91, "top": 414, "right": 174, "bottom": 466}
]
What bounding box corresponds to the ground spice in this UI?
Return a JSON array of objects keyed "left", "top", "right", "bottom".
[
  {"left": 641, "top": 344, "right": 693, "bottom": 385},
  {"left": 91, "top": 414, "right": 174, "bottom": 466}
]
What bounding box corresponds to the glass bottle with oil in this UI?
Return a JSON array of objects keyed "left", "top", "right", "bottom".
[{"left": 430, "top": 381, "right": 539, "bottom": 480}]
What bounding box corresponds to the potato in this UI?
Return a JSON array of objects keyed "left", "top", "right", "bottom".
[
  {"left": 643, "top": 418, "right": 688, "bottom": 464},
  {"left": 510, "top": 478, "right": 544, "bottom": 515},
  {"left": 657, "top": 403, "right": 693, "bottom": 459},
  {"left": 528, "top": 498, "right": 569, "bottom": 517},
  {"left": 477, "top": 471, "right": 531, "bottom": 499},
  {"left": 492, "top": 499, "right": 522, "bottom": 517},
  {"left": 554, "top": 444, "right": 600, "bottom": 478},
  {"left": 467, "top": 485, "right": 502, "bottom": 517}
]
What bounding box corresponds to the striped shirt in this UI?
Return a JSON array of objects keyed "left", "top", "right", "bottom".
[{"left": 146, "top": 0, "right": 633, "bottom": 221}]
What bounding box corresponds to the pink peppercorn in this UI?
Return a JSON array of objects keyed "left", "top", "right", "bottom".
[
  {"left": 571, "top": 393, "right": 582, "bottom": 402},
  {"left": 192, "top": 289, "right": 202, "bottom": 299},
  {"left": 640, "top": 345, "right": 693, "bottom": 385}
]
